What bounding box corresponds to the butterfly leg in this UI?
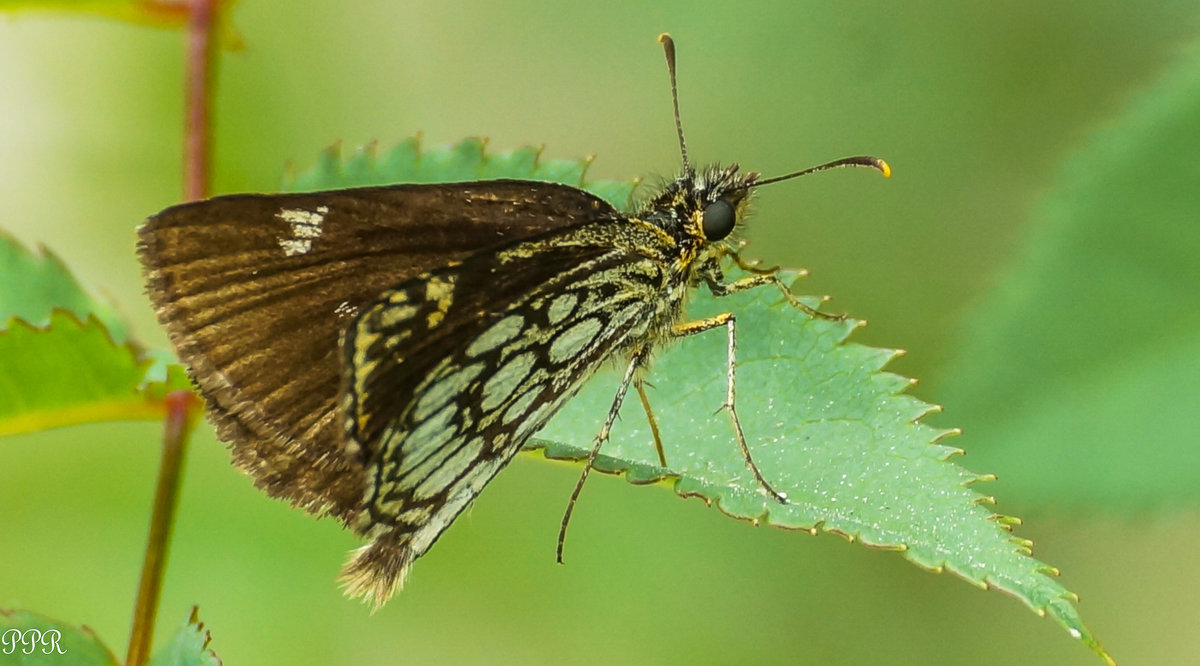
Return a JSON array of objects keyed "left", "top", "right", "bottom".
[
  {"left": 635, "top": 379, "right": 668, "bottom": 467},
  {"left": 557, "top": 346, "right": 649, "bottom": 564},
  {"left": 717, "top": 259, "right": 845, "bottom": 321},
  {"left": 672, "top": 314, "right": 788, "bottom": 503},
  {"left": 731, "top": 244, "right": 783, "bottom": 276}
]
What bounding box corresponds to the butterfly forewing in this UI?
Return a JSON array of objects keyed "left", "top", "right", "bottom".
[
  {"left": 138, "top": 181, "right": 616, "bottom": 519},
  {"left": 338, "top": 221, "right": 675, "bottom": 603}
]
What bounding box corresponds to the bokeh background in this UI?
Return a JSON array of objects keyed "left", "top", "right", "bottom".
[{"left": 2, "top": 2, "right": 1199, "bottom": 664}]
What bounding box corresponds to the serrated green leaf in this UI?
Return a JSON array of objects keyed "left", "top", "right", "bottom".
[
  {"left": 0, "top": 311, "right": 188, "bottom": 437},
  {"left": 533, "top": 271, "right": 1109, "bottom": 663},
  {"left": 281, "top": 136, "right": 642, "bottom": 211},
  {"left": 0, "top": 229, "right": 129, "bottom": 343},
  {"left": 0, "top": 228, "right": 192, "bottom": 435},
  {"left": 0, "top": 608, "right": 120, "bottom": 666},
  {"left": 145, "top": 607, "right": 221, "bottom": 666},
  {"left": 942, "top": 44, "right": 1200, "bottom": 507}
]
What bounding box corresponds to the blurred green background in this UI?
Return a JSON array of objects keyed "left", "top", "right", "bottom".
[{"left": 2, "top": 1, "right": 1199, "bottom": 664}]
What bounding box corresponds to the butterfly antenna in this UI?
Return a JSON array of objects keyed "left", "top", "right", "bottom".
[
  {"left": 751, "top": 155, "right": 892, "bottom": 188},
  {"left": 658, "top": 33, "right": 691, "bottom": 172}
]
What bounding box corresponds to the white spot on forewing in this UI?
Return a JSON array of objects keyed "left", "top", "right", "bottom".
[
  {"left": 549, "top": 317, "right": 602, "bottom": 364},
  {"left": 277, "top": 206, "right": 328, "bottom": 235},
  {"left": 480, "top": 351, "right": 535, "bottom": 412},
  {"left": 276, "top": 206, "right": 328, "bottom": 256},
  {"left": 466, "top": 315, "right": 525, "bottom": 357},
  {"left": 278, "top": 239, "right": 312, "bottom": 256},
  {"left": 334, "top": 301, "right": 355, "bottom": 318}
]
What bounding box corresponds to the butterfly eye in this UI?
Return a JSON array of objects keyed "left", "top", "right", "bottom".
[{"left": 701, "top": 199, "right": 736, "bottom": 240}]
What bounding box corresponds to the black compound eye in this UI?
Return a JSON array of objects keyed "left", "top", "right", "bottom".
[{"left": 701, "top": 199, "right": 736, "bottom": 240}]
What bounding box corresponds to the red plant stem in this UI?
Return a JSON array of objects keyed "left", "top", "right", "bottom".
[
  {"left": 183, "top": 0, "right": 217, "bottom": 201},
  {"left": 125, "top": 391, "right": 198, "bottom": 666},
  {"left": 125, "top": 1, "right": 217, "bottom": 663}
]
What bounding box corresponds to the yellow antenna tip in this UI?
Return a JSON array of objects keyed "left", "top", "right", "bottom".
[
  {"left": 657, "top": 32, "right": 673, "bottom": 44},
  {"left": 878, "top": 159, "right": 892, "bottom": 179}
]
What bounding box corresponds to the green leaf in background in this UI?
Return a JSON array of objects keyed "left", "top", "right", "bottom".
[
  {"left": 285, "top": 138, "right": 1111, "bottom": 662},
  {"left": 145, "top": 607, "right": 221, "bottom": 666},
  {"left": 0, "top": 608, "right": 120, "bottom": 666},
  {"left": 0, "top": 232, "right": 192, "bottom": 436},
  {"left": 0, "top": 229, "right": 129, "bottom": 344},
  {"left": 942, "top": 44, "right": 1200, "bottom": 507},
  {"left": 282, "top": 136, "right": 642, "bottom": 211},
  {"left": 0, "top": 311, "right": 169, "bottom": 436}
]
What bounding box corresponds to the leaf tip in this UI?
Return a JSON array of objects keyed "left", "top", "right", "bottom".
[
  {"left": 579, "top": 153, "right": 597, "bottom": 183},
  {"left": 359, "top": 139, "right": 380, "bottom": 160},
  {"left": 932, "top": 427, "right": 963, "bottom": 443},
  {"left": 966, "top": 473, "right": 998, "bottom": 486}
]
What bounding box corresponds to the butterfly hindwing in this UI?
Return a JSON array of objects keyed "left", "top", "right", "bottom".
[{"left": 337, "top": 222, "right": 671, "bottom": 605}]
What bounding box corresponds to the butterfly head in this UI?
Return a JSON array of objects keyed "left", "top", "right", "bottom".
[
  {"left": 642, "top": 162, "right": 759, "bottom": 252},
  {"left": 652, "top": 34, "right": 889, "bottom": 265}
]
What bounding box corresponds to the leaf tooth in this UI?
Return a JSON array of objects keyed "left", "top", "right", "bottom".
[
  {"left": 911, "top": 402, "right": 943, "bottom": 421},
  {"left": 987, "top": 513, "right": 1022, "bottom": 532},
  {"left": 579, "top": 153, "right": 596, "bottom": 185},
  {"left": 856, "top": 536, "right": 907, "bottom": 552},
  {"left": 1009, "top": 536, "right": 1036, "bottom": 556},
  {"left": 623, "top": 177, "right": 644, "bottom": 210},
  {"left": 319, "top": 139, "right": 344, "bottom": 174},
  {"left": 826, "top": 527, "right": 855, "bottom": 543},
  {"left": 930, "top": 427, "right": 963, "bottom": 444},
  {"left": 964, "top": 473, "right": 998, "bottom": 488},
  {"left": 359, "top": 139, "right": 379, "bottom": 162}
]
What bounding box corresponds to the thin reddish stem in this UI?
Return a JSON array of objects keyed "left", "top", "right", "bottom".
[
  {"left": 126, "top": 1, "right": 217, "bottom": 662},
  {"left": 125, "top": 391, "right": 199, "bottom": 666},
  {"left": 182, "top": 0, "right": 217, "bottom": 201}
]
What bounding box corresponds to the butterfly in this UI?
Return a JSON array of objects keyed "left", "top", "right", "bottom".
[{"left": 137, "top": 33, "right": 888, "bottom": 608}]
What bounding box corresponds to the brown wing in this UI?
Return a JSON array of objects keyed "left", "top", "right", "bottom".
[{"left": 137, "top": 180, "right": 615, "bottom": 519}]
